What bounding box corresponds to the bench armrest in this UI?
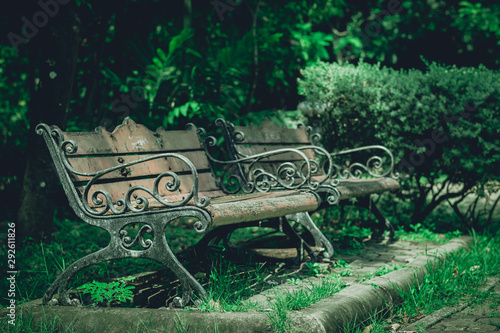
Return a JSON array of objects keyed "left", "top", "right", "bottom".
[
  {"left": 36, "top": 123, "right": 210, "bottom": 217},
  {"left": 329, "top": 145, "right": 399, "bottom": 180},
  {"left": 200, "top": 132, "right": 326, "bottom": 195}
]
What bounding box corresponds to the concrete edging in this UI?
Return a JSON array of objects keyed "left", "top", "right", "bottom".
[
  {"left": 19, "top": 236, "right": 473, "bottom": 333},
  {"left": 288, "top": 236, "right": 473, "bottom": 332}
]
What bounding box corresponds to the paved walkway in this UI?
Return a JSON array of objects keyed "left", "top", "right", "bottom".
[{"left": 402, "top": 277, "right": 500, "bottom": 332}]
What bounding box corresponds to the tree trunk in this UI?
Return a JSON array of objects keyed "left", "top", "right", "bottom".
[{"left": 17, "top": 7, "right": 80, "bottom": 242}]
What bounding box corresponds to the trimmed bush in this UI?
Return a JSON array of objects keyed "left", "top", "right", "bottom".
[{"left": 298, "top": 61, "right": 500, "bottom": 228}]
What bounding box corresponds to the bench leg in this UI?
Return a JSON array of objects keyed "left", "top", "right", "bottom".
[
  {"left": 194, "top": 224, "right": 236, "bottom": 252},
  {"left": 195, "top": 218, "right": 318, "bottom": 263},
  {"left": 278, "top": 217, "right": 317, "bottom": 263},
  {"left": 286, "top": 212, "right": 334, "bottom": 259},
  {"left": 43, "top": 213, "right": 211, "bottom": 308},
  {"left": 341, "top": 196, "right": 395, "bottom": 240}
]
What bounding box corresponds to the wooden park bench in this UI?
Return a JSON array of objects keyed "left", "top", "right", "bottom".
[
  {"left": 36, "top": 117, "right": 326, "bottom": 308},
  {"left": 203, "top": 119, "right": 400, "bottom": 245}
]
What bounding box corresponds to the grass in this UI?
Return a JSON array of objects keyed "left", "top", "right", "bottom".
[
  {"left": 341, "top": 230, "right": 500, "bottom": 333},
  {"left": 267, "top": 273, "right": 346, "bottom": 332},
  {"left": 1, "top": 207, "right": 496, "bottom": 332},
  {"left": 193, "top": 253, "right": 273, "bottom": 312},
  {"left": 394, "top": 223, "right": 463, "bottom": 244}
]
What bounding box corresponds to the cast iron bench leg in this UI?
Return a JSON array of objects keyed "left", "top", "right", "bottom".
[
  {"left": 43, "top": 212, "right": 211, "bottom": 308},
  {"left": 340, "top": 196, "right": 395, "bottom": 240},
  {"left": 195, "top": 218, "right": 317, "bottom": 262},
  {"left": 286, "top": 212, "right": 334, "bottom": 259}
]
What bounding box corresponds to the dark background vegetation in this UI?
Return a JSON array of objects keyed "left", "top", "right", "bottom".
[{"left": 0, "top": 0, "right": 499, "bottom": 242}]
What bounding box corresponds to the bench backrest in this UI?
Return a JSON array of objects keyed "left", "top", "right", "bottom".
[
  {"left": 37, "top": 118, "right": 223, "bottom": 216},
  {"left": 214, "top": 119, "right": 329, "bottom": 191}
]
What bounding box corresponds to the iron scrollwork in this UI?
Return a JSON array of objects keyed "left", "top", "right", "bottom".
[
  {"left": 300, "top": 124, "right": 399, "bottom": 181},
  {"left": 36, "top": 123, "right": 210, "bottom": 217},
  {"left": 195, "top": 119, "right": 341, "bottom": 204},
  {"left": 329, "top": 145, "right": 399, "bottom": 180},
  {"left": 120, "top": 224, "right": 154, "bottom": 250}
]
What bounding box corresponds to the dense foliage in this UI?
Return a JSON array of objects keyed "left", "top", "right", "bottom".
[
  {"left": 0, "top": 0, "right": 498, "bottom": 234},
  {"left": 299, "top": 61, "right": 500, "bottom": 228}
]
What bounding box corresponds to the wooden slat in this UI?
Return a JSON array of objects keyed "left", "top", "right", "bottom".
[
  {"left": 336, "top": 178, "right": 400, "bottom": 200},
  {"left": 63, "top": 118, "right": 203, "bottom": 156},
  {"left": 76, "top": 172, "right": 219, "bottom": 208},
  {"left": 208, "top": 191, "right": 319, "bottom": 226},
  {"left": 235, "top": 144, "right": 316, "bottom": 161},
  {"left": 234, "top": 121, "right": 310, "bottom": 144},
  {"left": 68, "top": 150, "right": 210, "bottom": 182}
]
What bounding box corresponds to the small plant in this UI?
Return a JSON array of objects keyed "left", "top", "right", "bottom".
[
  {"left": 340, "top": 269, "right": 352, "bottom": 277},
  {"left": 333, "top": 259, "right": 351, "bottom": 268},
  {"left": 395, "top": 224, "right": 462, "bottom": 244},
  {"left": 304, "top": 262, "right": 329, "bottom": 276},
  {"left": 79, "top": 277, "right": 135, "bottom": 306},
  {"left": 286, "top": 277, "right": 301, "bottom": 285},
  {"left": 376, "top": 264, "right": 402, "bottom": 276}
]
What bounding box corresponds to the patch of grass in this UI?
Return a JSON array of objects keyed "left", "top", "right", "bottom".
[
  {"left": 359, "top": 264, "right": 403, "bottom": 282},
  {"left": 267, "top": 274, "right": 346, "bottom": 331},
  {"left": 0, "top": 217, "right": 200, "bottom": 308},
  {"left": 395, "top": 223, "right": 462, "bottom": 244},
  {"left": 194, "top": 253, "right": 275, "bottom": 312},
  {"left": 0, "top": 307, "right": 75, "bottom": 333}
]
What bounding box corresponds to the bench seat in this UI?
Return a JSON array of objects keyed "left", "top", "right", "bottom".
[
  {"left": 329, "top": 178, "right": 399, "bottom": 201},
  {"left": 144, "top": 190, "right": 319, "bottom": 226}
]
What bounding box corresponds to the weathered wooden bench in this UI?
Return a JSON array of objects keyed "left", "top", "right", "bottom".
[
  {"left": 36, "top": 118, "right": 324, "bottom": 307},
  {"left": 202, "top": 119, "right": 400, "bottom": 245}
]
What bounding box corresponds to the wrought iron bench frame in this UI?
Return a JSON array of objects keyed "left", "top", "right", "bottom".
[
  {"left": 205, "top": 119, "right": 400, "bottom": 246},
  {"left": 36, "top": 119, "right": 326, "bottom": 308}
]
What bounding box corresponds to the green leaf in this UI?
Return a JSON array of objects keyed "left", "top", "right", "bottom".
[
  {"left": 152, "top": 57, "right": 163, "bottom": 68},
  {"left": 168, "top": 29, "right": 193, "bottom": 56},
  {"left": 180, "top": 104, "right": 189, "bottom": 117},
  {"left": 186, "top": 48, "right": 202, "bottom": 58},
  {"left": 156, "top": 48, "right": 168, "bottom": 62}
]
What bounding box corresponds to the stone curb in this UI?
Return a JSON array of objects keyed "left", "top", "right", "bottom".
[
  {"left": 19, "top": 236, "right": 472, "bottom": 333},
  {"left": 288, "top": 236, "right": 473, "bottom": 333}
]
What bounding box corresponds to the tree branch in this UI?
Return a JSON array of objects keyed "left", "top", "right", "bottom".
[
  {"left": 487, "top": 192, "right": 500, "bottom": 225},
  {"left": 243, "top": 0, "right": 261, "bottom": 115}
]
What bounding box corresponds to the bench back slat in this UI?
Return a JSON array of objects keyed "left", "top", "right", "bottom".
[
  {"left": 233, "top": 121, "right": 310, "bottom": 144},
  {"left": 76, "top": 173, "right": 224, "bottom": 209},
  {"left": 63, "top": 126, "right": 203, "bottom": 156},
  {"left": 227, "top": 121, "right": 326, "bottom": 184},
  {"left": 68, "top": 151, "right": 212, "bottom": 182},
  {"left": 57, "top": 118, "right": 219, "bottom": 209}
]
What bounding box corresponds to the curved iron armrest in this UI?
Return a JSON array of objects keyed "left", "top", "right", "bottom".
[
  {"left": 329, "top": 145, "right": 399, "bottom": 180},
  {"left": 36, "top": 123, "right": 210, "bottom": 218},
  {"left": 199, "top": 129, "right": 340, "bottom": 205}
]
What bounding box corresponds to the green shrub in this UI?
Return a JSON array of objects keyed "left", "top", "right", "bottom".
[{"left": 298, "top": 61, "right": 500, "bottom": 229}]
